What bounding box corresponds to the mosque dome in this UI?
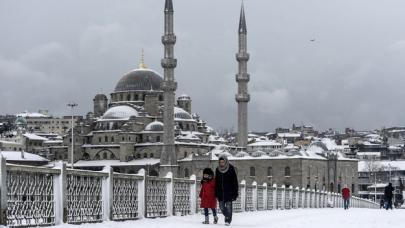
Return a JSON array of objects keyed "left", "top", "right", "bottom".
[
  {"left": 114, "top": 68, "right": 163, "bottom": 92},
  {"left": 145, "top": 121, "right": 164, "bottom": 132},
  {"left": 101, "top": 105, "right": 139, "bottom": 120},
  {"left": 174, "top": 107, "right": 192, "bottom": 120}
]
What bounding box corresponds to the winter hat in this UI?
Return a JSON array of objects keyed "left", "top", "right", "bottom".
[{"left": 203, "top": 168, "right": 214, "bottom": 176}]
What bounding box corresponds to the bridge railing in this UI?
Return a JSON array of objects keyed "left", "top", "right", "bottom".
[{"left": 0, "top": 158, "right": 379, "bottom": 227}]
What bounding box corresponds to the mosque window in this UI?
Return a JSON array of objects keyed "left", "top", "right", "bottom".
[
  {"left": 267, "top": 167, "right": 272, "bottom": 176},
  {"left": 136, "top": 153, "right": 141, "bottom": 159},
  {"left": 184, "top": 168, "right": 190, "bottom": 178},
  {"left": 156, "top": 136, "right": 161, "bottom": 142},
  {"left": 150, "top": 153, "right": 154, "bottom": 158},
  {"left": 135, "top": 94, "right": 139, "bottom": 100},
  {"left": 250, "top": 167, "right": 255, "bottom": 177},
  {"left": 110, "top": 153, "right": 116, "bottom": 159},
  {"left": 159, "top": 95, "right": 163, "bottom": 101},
  {"left": 184, "top": 151, "right": 188, "bottom": 158},
  {"left": 103, "top": 153, "right": 107, "bottom": 159},
  {"left": 127, "top": 94, "right": 131, "bottom": 101},
  {"left": 105, "top": 136, "right": 108, "bottom": 142},
  {"left": 285, "top": 167, "right": 291, "bottom": 177},
  {"left": 143, "top": 153, "right": 148, "bottom": 158},
  {"left": 120, "top": 94, "right": 123, "bottom": 101},
  {"left": 98, "top": 137, "right": 101, "bottom": 143},
  {"left": 111, "top": 137, "right": 114, "bottom": 142}
]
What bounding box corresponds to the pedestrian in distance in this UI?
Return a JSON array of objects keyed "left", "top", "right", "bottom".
[
  {"left": 384, "top": 183, "right": 394, "bottom": 210},
  {"left": 341, "top": 185, "right": 351, "bottom": 210},
  {"left": 199, "top": 168, "right": 218, "bottom": 224}
]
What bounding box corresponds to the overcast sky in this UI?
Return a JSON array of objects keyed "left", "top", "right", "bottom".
[{"left": 1, "top": 0, "right": 405, "bottom": 132}]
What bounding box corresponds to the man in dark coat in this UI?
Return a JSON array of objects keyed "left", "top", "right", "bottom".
[
  {"left": 215, "top": 155, "right": 238, "bottom": 226},
  {"left": 384, "top": 183, "right": 394, "bottom": 210}
]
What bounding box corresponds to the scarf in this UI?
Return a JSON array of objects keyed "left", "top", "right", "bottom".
[{"left": 218, "top": 155, "right": 230, "bottom": 173}]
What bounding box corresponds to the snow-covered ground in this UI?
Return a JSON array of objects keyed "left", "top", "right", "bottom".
[{"left": 53, "top": 208, "right": 401, "bottom": 228}]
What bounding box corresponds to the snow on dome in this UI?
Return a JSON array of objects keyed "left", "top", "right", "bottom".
[
  {"left": 251, "top": 151, "right": 267, "bottom": 157},
  {"left": 174, "top": 107, "right": 192, "bottom": 120},
  {"left": 102, "top": 105, "right": 139, "bottom": 120},
  {"left": 178, "top": 94, "right": 191, "bottom": 100},
  {"left": 235, "top": 151, "right": 249, "bottom": 157},
  {"left": 145, "top": 121, "right": 164, "bottom": 131}
]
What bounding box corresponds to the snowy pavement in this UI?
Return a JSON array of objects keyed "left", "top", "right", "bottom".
[{"left": 53, "top": 208, "right": 401, "bottom": 228}]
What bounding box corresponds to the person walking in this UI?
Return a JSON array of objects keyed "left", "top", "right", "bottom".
[
  {"left": 341, "top": 185, "right": 351, "bottom": 210},
  {"left": 215, "top": 155, "right": 238, "bottom": 226},
  {"left": 384, "top": 183, "right": 394, "bottom": 210},
  {"left": 199, "top": 168, "right": 218, "bottom": 224}
]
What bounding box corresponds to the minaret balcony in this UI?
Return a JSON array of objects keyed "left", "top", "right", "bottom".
[
  {"left": 162, "top": 34, "right": 176, "bottom": 45},
  {"left": 236, "top": 53, "right": 250, "bottom": 61},
  {"left": 161, "top": 81, "right": 178, "bottom": 92},
  {"left": 235, "top": 73, "right": 250, "bottom": 82},
  {"left": 161, "top": 58, "right": 177, "bottom": 68},
  {"left": 235, "top": 93, "right": 250, "bottom": 102}
]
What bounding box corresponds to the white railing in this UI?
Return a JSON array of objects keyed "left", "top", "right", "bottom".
[{"left": 0, "top": 157, "right": 379, "bottom": 227}]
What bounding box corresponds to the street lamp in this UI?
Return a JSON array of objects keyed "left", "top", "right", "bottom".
[{"left": 67, "top": 102, "right": 78, "bottom": 169}]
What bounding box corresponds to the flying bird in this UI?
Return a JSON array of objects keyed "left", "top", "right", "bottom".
[{"left": 310, "top": 39, "right": 316, "bottom": 42}]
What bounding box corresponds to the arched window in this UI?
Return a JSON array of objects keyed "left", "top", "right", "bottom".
[
  {"left": 120, "top": 94, "right": 123, "bottom": 101},
  {"left": 184, "top": 151, "right": 188, "bottom": 158},
  {"left": 110, "top": 153, "right": 116, "bottom": 159},
  {"left": 285, "top": 167, "right": 291, "bottom": 176},
  {"left": 105, "top": 136, "right": 108, "bottom": 142},
  {"left": 184, "top": 168, "right": 190, "bottom": 178},
  {"left": 111, "top": 136, "right": 114, "bottom": 142},
  {"left": 156, "top": 136, "right": 161, "bottom": 142},
  {"left": 135, "top": 94, "right": 139, "bottom": 100},
  {"left": 143, "top": 153, "right": 148, "bottom": 158},
  {"left": 150, "top": 153, "right": 154, "bottom": 158},
  {"left": 159, "top": 95, "right": 163, "bottom": 101},
  {"left": 267, "top": 167, "right": 273, "bottom": 176},
  {"left": 127, "top": 94, "right": 131, "bottom": 101},
  {"left": 98, "top": 137, "right": 101, "bottom": 143},
  {"left": 136, "top": 153, "right": 141, "bottom": 159},
  {"left": 103, "top": 152, "right": 107, "bottom": 159},
  {"left": 95, "top": 154, "right": 100, "bottom": 160},
  {"left": 83, "top": 153, "right": 90, "bottom": 160},
  {"left": 250, "top": 167, "right": 255, "bottom": 177}
]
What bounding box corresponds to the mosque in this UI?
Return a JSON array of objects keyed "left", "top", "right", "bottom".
[{"left": 65, "top": 0, "right": 358, "bottom": 193}]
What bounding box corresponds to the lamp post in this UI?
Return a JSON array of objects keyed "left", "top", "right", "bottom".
[{"left": 67, "top": 102, "right": 78, "bottom": 169}]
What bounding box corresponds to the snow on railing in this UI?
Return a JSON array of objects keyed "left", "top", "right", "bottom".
[{"left": 0, "top": 157, "right": 379, "bottom": 227}]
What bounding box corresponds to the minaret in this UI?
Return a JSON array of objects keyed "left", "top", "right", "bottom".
[
  {"left": 235, "top": 2, "right": 250, "bottom": 149},
  {"left": 160, "top": 0, "right": 178, "bottom": 177}
]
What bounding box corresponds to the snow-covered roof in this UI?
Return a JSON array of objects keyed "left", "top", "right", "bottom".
[
  {"left": 16, "top": 111, "right": 48, "bottom": 118},
  {"left": 23, "top": 133, "right": 48, "bottom": 141},
  {"left": 277, "top": 133, "right": 301, "bottom": 138},
  {"left": 174, "top": 107, "right": 192, "bottom": 120},
  {"left": 248, "top": 140, "right": 282, "bottom": 147},
  {"left": 358, "top": 160, "right": 405, "bottom": 172},
  {"left": 0, "top": 151, "right": 49, "bottom": 162},
  {"left": 101, "top": 105, "right": 139, "bottom": 120},
  {"left": 73, "top": 158, "right": 160, "bottom": 167}
]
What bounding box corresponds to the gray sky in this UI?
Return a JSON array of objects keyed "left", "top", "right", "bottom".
[{"left": 1, "top": 0, "right": 405, "bottom": 132}]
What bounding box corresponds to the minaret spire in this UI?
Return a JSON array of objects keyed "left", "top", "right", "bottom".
[
  {"left": 139, "top": 48, "right": 147, "bottom": 69},
  {"left": 235, "top": 1, "right": 250, "bottom": 149},
  {"left": 239, "top": 1, "right": 247, "bottom": 34},
  {"left": 160, "top": 0, "right": 178, "bottom": 177}
]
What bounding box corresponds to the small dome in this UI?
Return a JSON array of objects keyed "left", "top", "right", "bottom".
[
  {"left": 15, "top": 116, "right": 27, "bottom": 125},
  {"left": 145, "top": 121, "right": 164, "bottom": 131},
  {"left": 94, "top": 94, "right": 107, "bottom": 100},
  {"left": 252, "top": 151, "right": 267, "bottom": 157},
  {"left": 102, "top": 105, "right": 139, "bottom": 120},
  {"left": 178, "top": 94, "right": 191, "bottom": 100},
  {"left": 174, "top": 107, "right": 192, "bottom": 120},
  {"left": 235, "top": 151, "right": 249, "bottom": 157},
  {"left": 114, "top": 69, "right": 163, "bottom": 92}
]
